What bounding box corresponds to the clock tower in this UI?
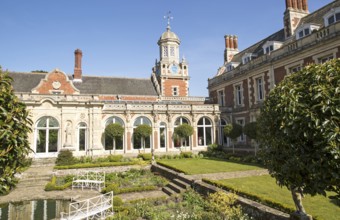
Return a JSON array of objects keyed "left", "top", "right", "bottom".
[{"left": 152, "top": 13, "right": 190, "bottom": 97}]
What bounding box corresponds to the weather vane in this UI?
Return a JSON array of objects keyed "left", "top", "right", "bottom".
[{"left": 164, "top": 11, "right": 173, "bottom": 30}]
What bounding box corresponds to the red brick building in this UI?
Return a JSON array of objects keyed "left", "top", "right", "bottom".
[{"left": 208, "top": 0, "right": 340, "bottom": 147}]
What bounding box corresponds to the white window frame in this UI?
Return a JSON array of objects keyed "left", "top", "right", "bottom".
[
  {"left": 254, "top": 76, "right": 265, "bottom": 102},
  {"left": 217, "top": 89, "right": 225, "bottom": 107},
  {"left": 163, "top": 46, "right": 168, "bottom": 57},
  {"left": 77, "top": 122, "right": 87, "bottom": 152},
  {"left": 285, "top": 60, "right": 304, "bottom": 76},
  {"left": 312, "top": 48, "right": 338, "bottom": 64},
  {"left": 262, "top": 41, "right": 283, "bottom": 54},
  {"left": 234, "top": 83, "right": 244, "bottom": 107},
  {"left": 295, "top": 24, "right": 319, "bottom": 40},
  {"left": 159, "top": 122, "right": 167, "bottom": 149},
  {"left": 323, "top": 7, "right": 340, "bottom": 27}
]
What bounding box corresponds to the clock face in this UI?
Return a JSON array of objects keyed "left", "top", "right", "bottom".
[{"left": 170, "top": 64, "right": 178, "bottom": 74}]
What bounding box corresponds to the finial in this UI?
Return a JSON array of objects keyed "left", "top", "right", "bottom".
[{"left": 164, "top": 11, "right": 173, "bottom": 31}]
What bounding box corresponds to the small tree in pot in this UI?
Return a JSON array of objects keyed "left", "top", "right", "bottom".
[
  {"left": 224, "top": 123, "right": 243, "bottom": 154},
  {"left": 174, "top": 124, "right": 194, "bottom": 149},
  {"left": 134, "top": 124, "right": 152, "bottom": 149},
  {"left": 105, "top": 123, "right": 124, "bottom": 150}
]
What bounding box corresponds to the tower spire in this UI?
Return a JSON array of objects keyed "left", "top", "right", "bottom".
[{"left": 164, "top": 11, "right": 173, "bottom": 31}]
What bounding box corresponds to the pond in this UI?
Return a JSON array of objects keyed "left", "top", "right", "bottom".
[{"left": 0, "top": 200, "right": 70, "bottom": 220}]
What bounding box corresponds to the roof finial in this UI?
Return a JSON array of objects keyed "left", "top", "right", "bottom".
[{"left": 164, "top": 11, "right": 173, "bottom": 31}]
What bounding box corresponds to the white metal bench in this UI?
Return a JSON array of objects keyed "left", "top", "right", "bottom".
[
  {"left": 61, "top": 191, "right": 113, "bottom": 220},
  {"left": 72, "top": 170, "right": 105, "bottom": 191}
]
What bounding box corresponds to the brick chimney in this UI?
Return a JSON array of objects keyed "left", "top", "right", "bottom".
[
  {"left": 284, "top": 0, "right": 309, "bottom": 39},
  {"left": 73, "top": 49, "right": 82, "bottom": 82},
  {"left": 224, "top": 35, "right": 239, "bottom": 63}
]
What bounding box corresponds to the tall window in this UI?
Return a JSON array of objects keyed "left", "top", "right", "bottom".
[
  {"left": 170, "top": 46, "right": 175, "bottom": 56},
  {"left": 235, "top": 84, "right": 243, "bottom": 106},
  {"left": 174, "top": 117, "right": 190, "bottom": 147},
  {"left": 163, "top": 46, "right": 168, "bottom": 57},
  {"left": 133, "top": 116, "right": 152, "bottom": 149},
  {"left": 256, "top": 78, "right": 264, "bottom": 101},
  {"left": 78, "top": 122, "right": 87, "bottom": 151},
  {"left": 219, "top": 119, "right": 229, "bottom": 146},
  {"left": 218, "top": 90, "right": 225, "bottom": 106},
  {"left": 105, "top": 117, "right": 124, "bottom": 151},
  {"left": 35, "top": 117, "right": 59, "bottom": 154},
  {"left": 236, "top": 119, "right": 245, "bottom": 142},
  {"left": 159, "top": 122, "right": 167, "bottom": 149},
  {"left": 289, "top": 65, "right": 302, "bottom": 74},
  {"left": 197, "top": 117, "right": 212, "bottom": 146}
]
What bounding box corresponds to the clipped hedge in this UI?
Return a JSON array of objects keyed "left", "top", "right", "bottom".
[
  {"left": 137, "top": 153, "right": 152, "bottom": 161},
  {"left": 45, "top": 176, "right": 72, "bottom": 191},
  {"left": 180, "top": 151, "right": 193, "bottom": 158},
  {"left": 203, "top": 178, "right": 295, "bottom": 214},
  {"left": 101, "top": 183, "right": 157, "bottom": 194},
  {"left": 54, "top": 161, "right": 139, "bottom": 170}
]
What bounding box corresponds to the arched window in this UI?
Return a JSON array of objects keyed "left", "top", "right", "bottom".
[
  {"left": 159, "top": 122, "right": 167, "bottom": 149},
  {"left": 174, "top": 117, "right": 190, "bottom": 147},
  {"left": 105, "top": 117, "right": 124, "bottom": 151},
  {"left": 78, "top": 122, "right": 87, "bottom": 151},
  {"left": 197, "top": 117, "right": 212, "bottom": 146},
  {"left": 219, "top": 119, "right": 229, "bottom": 146},
  {"left": 35, "top": 116, "right": 59, "bottom": 154},
  {"left": 133, "top": 116, "right": 152, "bottom": 149}
]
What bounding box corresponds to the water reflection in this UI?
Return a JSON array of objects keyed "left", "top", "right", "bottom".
[{"left": 0, "top": 200, "right": 70, "bottom": 220}]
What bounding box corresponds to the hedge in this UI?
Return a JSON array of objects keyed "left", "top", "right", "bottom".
[
  {"left": 45, "top": 176, "right": 72, "bottom": 191},
  {"left": 101, "top": 183, "right": 157, "bottom": 194},
  {"left": 137, "top": 153, "right": 152, "bottom": 161},
  {"left": 203, "top": 178, "right": 295, "bottom": 214},
  {"left": 156, "top": 161, "right": 188, "bottom": 174},
  {"left": 54, "top": 161, "right": 139, "bottom": 170}
]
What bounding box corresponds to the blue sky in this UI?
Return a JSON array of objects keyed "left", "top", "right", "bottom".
[{"left": 0, "top": 0, "right": 333, "bottom": 96}]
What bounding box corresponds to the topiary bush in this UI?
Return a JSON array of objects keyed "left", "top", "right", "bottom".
[
  {"left": 55, "top": 150, "right": 76, "bottom": 166},
  {"left": 137, "top": 153, "right": 152, "bottom": 161},
  {"left": 107, "top": 155, "right": 123, "bottom": 162},
  {"left": 180, "top": 151, "right": 193, "bottom": 158}
]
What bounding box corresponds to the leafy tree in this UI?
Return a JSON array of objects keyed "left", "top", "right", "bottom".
[
  {"left": 243, "top": 122, "right": 257, "bottom": 140},
  {"left": 224, "top": 123, "right": 243, "bottom": 153},
  {"left": 105, "top": 123, "right": 124, "bottom": 138},
  {"left": 257, "top": 59, "right": 340, "bottom": 216},
  {"left": 174, "top": 124, "right": 194, "bottom": 147},
  {"left": 134, "top": 124, "right": 152, "bottom": 149},
  {"left": 0, "top": 67, "right": 32, "bottom": 195}
]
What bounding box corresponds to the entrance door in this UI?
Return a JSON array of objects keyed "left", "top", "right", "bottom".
[{"left": 36, "top": 117, "right": 59, "bottom": 157}]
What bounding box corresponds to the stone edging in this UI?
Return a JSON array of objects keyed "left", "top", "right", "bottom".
[{"left": 152, "top": 163, "right": 290, "bottom": 220}]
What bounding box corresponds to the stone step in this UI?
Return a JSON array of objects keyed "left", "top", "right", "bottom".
[
  {"left": 22, "top": 173, "right": 52, "bottom": 178},
  {"left": 162, "top": 186, "right": 176, "bottom": 196},
  {"left": 31, "top": 158, "right": 56, "bottom": 167},
  {"left": 167, "top": 182, "right": 185, "bottom": 194},
  {"left": 172, "top": 178, "right": 190, "bottom": 189},
  {"left": 19, "top": 177, "right": 51, "bottom": 183}
]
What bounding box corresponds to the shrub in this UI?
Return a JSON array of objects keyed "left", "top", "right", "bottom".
[
  {"left": 55, "top": 150, "right": 76, "bottom": 166},
  {"left": 44, "top": 176, "right": 72, "bottom": 191},
  {"left": 180, "top": 152, "right": 193, "bottom": 158},
  {"left": 54, "top": 161, "right": 138, "bottom": 170},
  {"left": 137, "top": 153, "right": 152, "bottom": 161},
  {"left": 113, "top": 196, "right": 124, "bottom": 207},
  {"left": 108, "top": 155, "right": 123, "bottom": 162},
  {"left": 105, "top": 123, "right": 124, "bottom": 138}
]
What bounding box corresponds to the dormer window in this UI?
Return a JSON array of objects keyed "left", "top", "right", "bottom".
[
  {"left": 295, "top": 24, "right": 319, "bottom": 40},
  {"left": 242, "top": 53, "right": 256, "bottom": 64},
  {"left": 324, "top": 7, "right": 340, "bottom": 26},
  {"left": 262, "top": 41, "right": 283, "bottom": 54},
  {"left": 226, "top": 62, "right": 240, "bottom": 71}
]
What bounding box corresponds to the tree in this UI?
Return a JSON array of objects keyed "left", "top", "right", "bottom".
[
  {"left": 134, "top": 124, "right": 152, "bottom": 149},
  {"left": 0, "top": 67, "right": 32, "bottom": 195},
  {"left": 243, "top": 122, "right": 258, "bottom": 155},
  {"left": 174, "top": 124, "right": 194, "bottom": 147},
  {"left": 257, "top": 59, "right": 340, "bottom": 217},
  {"left": 105, "top": 123, "right": 124, "bottom": 150},
  {"left": 224, "top": 123, "right": 243, "bottom": 153}
]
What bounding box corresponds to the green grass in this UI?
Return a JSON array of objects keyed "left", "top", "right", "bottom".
[
  {"left": 214, "top": 175, "right": 339, "bottom": 220},
  {"left": 157, "top": 158, "right": 263, "bottom": 174}
]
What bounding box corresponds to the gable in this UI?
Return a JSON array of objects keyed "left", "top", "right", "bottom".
[{"left": 31, "top": 69, "right": 79, "bottom": 95}]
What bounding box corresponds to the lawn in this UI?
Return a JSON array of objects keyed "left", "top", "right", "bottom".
[
  {"left": 213, "top": 175, "right": 339, "bottom": 220},
  {"left": 157, "top": 158, "right": 263, "bottom": 174}
]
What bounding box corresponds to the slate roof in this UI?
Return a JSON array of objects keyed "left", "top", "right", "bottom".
[
  {"left": 8, "top": 72, "right": 158, "bottom": 96},
  {"left": 229, "top": 0, "right": 340, "bottom": 65}
]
